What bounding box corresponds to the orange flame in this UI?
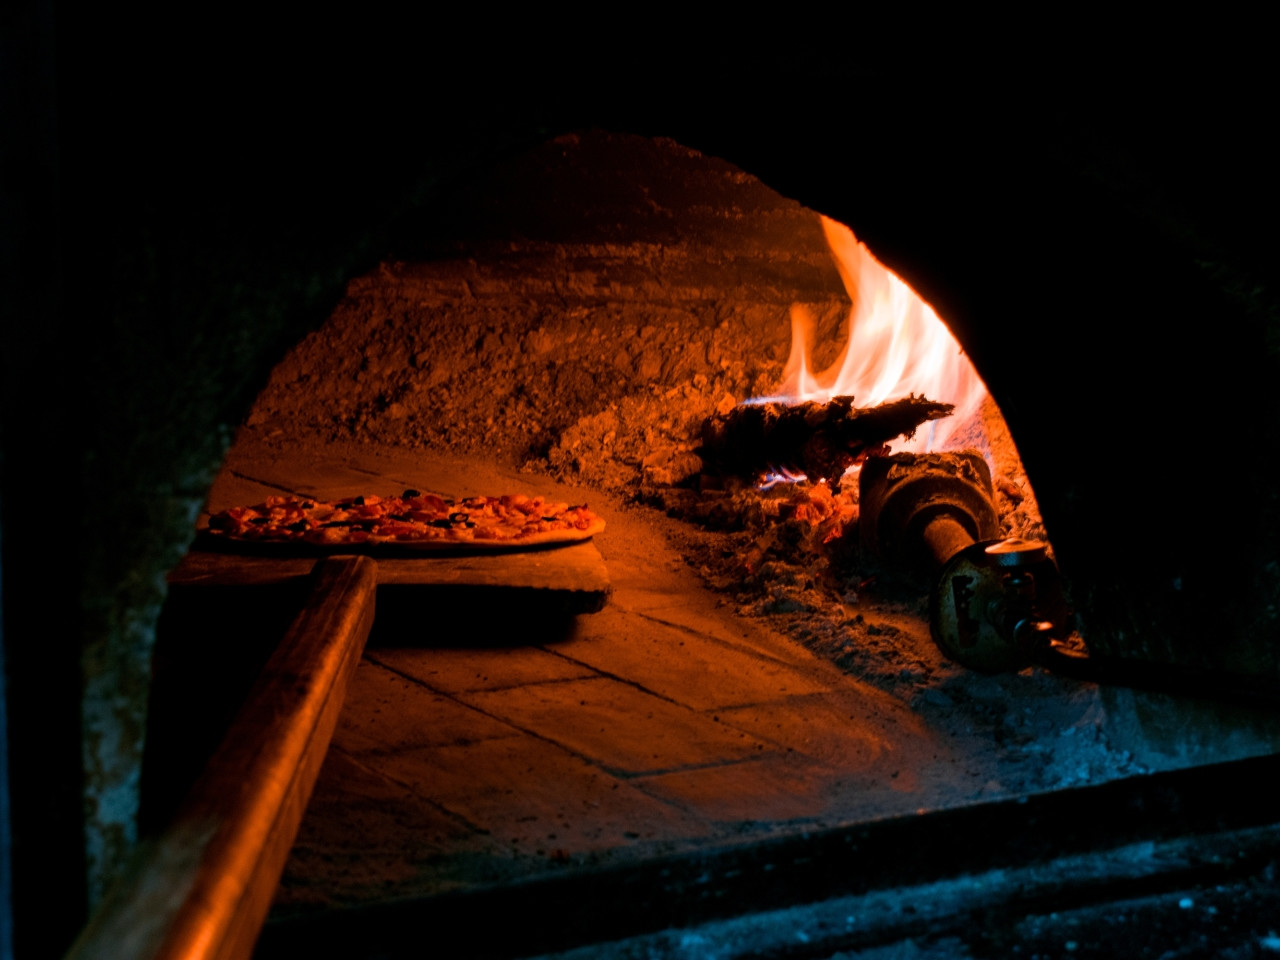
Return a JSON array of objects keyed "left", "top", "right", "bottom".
[{"left": 768, "top": 216, "right": 989, "bottom": 454}]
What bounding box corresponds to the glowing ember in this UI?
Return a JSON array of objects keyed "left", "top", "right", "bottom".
[
  {"left": 757, "top": 466, "right": 809, "bottom": 490},
  {"left": 757, "top": 216, "right": 989, "bottom": 455}
]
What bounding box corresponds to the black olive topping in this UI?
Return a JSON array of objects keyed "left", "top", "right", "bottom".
[
  {"left": 249, "top": 517, "right": 270, "bottom": 524},
  {"left": 301, "top": 502, "right": 315, "bottom": 510},
  {"left": 403, "top": 489, "right": 421, "bottom": 498},
  {"left": 287, "top": 520, "right": 309, "bottom": 532},
  {"left": 321, "top": 521, "right": 353, "bottom": 528},
  {"left": 449, "top": 512, "right": 469, "bottom": 523},
  {"left": 429, "top": 519, "right": 453, "bottom": 529},
  {"left": 389, "top": 513, "right": 411, "bottom": 522},
  {"left": 464, "top": 521, "right": 476, "bottom": 528},
  {"left": 353, "top": 496, "right": 365, "bottom": 506}
]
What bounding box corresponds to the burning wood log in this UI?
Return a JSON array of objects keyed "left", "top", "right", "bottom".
[{"left": 698, "top": 395, "right": 954, "bottom": 484}]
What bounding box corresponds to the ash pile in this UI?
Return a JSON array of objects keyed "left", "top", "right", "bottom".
[{"left": 643, "top": 390, "right": 1056, "bottom": 692}]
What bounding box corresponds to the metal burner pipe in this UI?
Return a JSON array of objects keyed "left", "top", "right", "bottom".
[
  {"left": 920, "top": 513, "right": 981, "bottom": 571},
  {"left": 858, "top": 451, "right": 1070, "bottom": 672}
]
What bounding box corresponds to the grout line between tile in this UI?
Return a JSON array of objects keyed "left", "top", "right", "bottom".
[
  {"left": 613, "top": 605, "right": 825, "bottom": 672},
  {"left": 324, "top": 744, "right": 490, "bottom": 836},
  {"left": 363, "top": 653, "right": 723, "bottom": 797}
]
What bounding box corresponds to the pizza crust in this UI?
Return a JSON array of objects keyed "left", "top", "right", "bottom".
[{"left": 200, "top": 492, "right": 605, "bottom": 555}]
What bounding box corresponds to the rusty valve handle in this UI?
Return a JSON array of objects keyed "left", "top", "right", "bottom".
[
  {"left": 859, "top": 452, "right": 1071, "bottom": 672},
  {"left": 928, "top": 536, "right": 1070, "bottom": 672}
]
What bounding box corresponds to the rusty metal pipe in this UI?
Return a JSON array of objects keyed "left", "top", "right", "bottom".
[
  {"left": 920, "top": 513, "right": 979, "bottom": 570},
  {"left": 858, "top": 451, "right": 1000, "bottom": 573}
]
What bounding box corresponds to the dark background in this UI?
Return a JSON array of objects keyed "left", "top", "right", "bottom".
[{"left": 3, "top": 10, "right": 1278, "bottom": 957}]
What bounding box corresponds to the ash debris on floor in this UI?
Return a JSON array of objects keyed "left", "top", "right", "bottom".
[
  {"left": 242, "top": 131, "right": 1279, "bottom": 797},
  {"left": 645, "top": 393, "right": 1051, "bottom": 699}
]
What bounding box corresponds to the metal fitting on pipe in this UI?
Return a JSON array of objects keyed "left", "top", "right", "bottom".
[
  {"left": 858, "top": 451, "right": 1001, "bottom": 572},
  {"left": 859, "top": 451, "right": 1071, "bottom": 672}
]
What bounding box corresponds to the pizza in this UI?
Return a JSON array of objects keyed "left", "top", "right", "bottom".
[{"left": 202, "top": 490, "right": 604, "bottom": 552}]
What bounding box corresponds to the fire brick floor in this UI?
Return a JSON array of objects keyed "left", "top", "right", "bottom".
[
  {"left": 203, "top": 444, "right": 944, "bottom": 915},
  {"left": 184, "top": 440, "right": 1280, "bottom": 923},
  {"left": 186, "top": 444, "right": 928, "bottom": 914}
]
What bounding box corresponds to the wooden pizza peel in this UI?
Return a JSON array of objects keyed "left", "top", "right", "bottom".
[{"left": 117, "top": 449, "right": 611, "bottom": 958}]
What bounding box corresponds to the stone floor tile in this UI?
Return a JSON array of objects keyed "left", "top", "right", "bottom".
[
  {"left": 711, "top": 690, "right": 931, "bottom": 770},
  {"left": 276, "top": 748, "right": 485, "bottom": 912},
  {"left": 552, "top": 606, "right": 830, "bottom": 710},
  {"left": 372, "top": 735, "right": 711, "bottom": 855},
  {"left": 334, "top": 660, "right": 520, "bottom": 755},
  {"left": 457, "top": 676, "right": 772, "bottom": 775},
  {"left": 630, "top": 754, "right": 843, "bottom": 825},
  {"left": 370, "top": 645, "right": 597, "bottom": 694}
]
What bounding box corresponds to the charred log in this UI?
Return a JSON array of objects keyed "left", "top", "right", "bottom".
[{"left": 699, "top": 395, "right": 954, "bottom": 484}]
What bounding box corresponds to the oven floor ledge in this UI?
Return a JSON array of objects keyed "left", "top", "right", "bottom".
[
  {"left": 253, "top": 751, "right": 1280, "bottom": 960},
  {"left": 528, "top": 826, "right": 1280, "bottom": 960}
]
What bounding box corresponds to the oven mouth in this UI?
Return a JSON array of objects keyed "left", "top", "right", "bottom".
[{"left": 135, "top": 129, "right": 1278, "bottom": 946}]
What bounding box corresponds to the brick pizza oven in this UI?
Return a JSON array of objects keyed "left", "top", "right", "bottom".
[{"left": 3, "top": 17, "right": 1279, "bottom": 959}]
